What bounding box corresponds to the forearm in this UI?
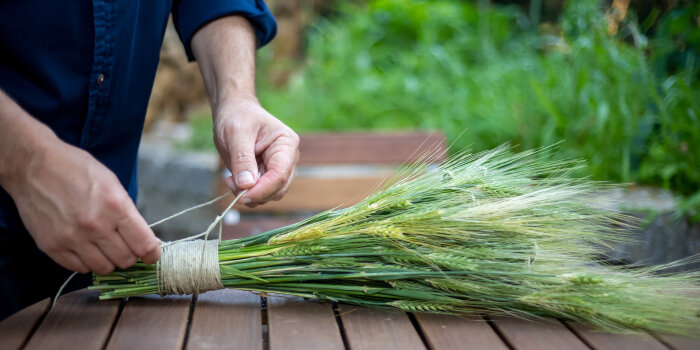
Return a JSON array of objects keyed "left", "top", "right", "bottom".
[
  {"left": 0, "top": 90, "right": 58, "bottom": 189},
  {"left": 191, "top": 15, "right": 258, "bottom": 112},
  {"left": 188, "top": 15, "right": 298, "bottom": 205},
  {"left": 0, "top": 89, "right": 160, "bottom": 272}
]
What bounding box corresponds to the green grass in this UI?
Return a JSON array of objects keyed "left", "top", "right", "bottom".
[
  {"left": 176, "top": 112, "right": 216, "bottom": 152},
  {"left": 255, "top": 0, "right": 700, "bottom": 212},
  {"left": 181, "top": 0, "right": 699, "bottom": 217}
]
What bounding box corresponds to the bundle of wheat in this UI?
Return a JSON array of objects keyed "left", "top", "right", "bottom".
[{"left": 91, "top": 146, "right": 700, "bottom": 336}]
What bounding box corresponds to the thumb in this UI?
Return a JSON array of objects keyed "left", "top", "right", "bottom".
[{"left": 228, "top": 132, "right": 259, "bottom": 190}]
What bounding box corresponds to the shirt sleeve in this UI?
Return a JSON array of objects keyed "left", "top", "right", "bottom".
[{"left": 172, "top": 0, "right": 277, "bottom": 61}]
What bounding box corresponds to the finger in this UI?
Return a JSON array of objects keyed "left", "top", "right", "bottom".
[
  {"left": 227, "top": 125, "right": 259, "bottom": 190},
  {"left": 53, "top": 250, "right": 90, "bottom": 274},
  {"left": 224, "top": 176, "right": 237, "bottom": 193},
  {"left": 257, "top": 161, "right": 266, "bottom": 177},
  {"left": 225, "top": 175, "right": 251, "bottom": 198},
  {"left": 268, "top": 172, "right": 295, "bottom": 202},
  {"left": 242, "top": 162, "right": 267, "bottom": 203},
  {"left": 76, "top": 243, "right": 115, "bottom": 274},
  {"left": 244, "top": 146, "right": 297, "bottom": 204},
  {"left": 117, "top": 207, "right": 161, "bottom": 265},
  {"left": 253, "top": 167, "right": 295, "bottom": 205},
  {"left": 93, "top": 231, "right": 138, "bottom": 269}
]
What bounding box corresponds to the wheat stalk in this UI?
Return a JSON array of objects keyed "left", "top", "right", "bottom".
[{"left": 91, "top": 145, "right": 700, "bottom": 336}]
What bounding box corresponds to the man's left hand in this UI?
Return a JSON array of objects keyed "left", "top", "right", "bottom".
[
  {"left": 191, "top": 15, "right": 299, "bottom": 207},
  {"left": 214, "top": 96, "right": 299, "bottom": 207}
]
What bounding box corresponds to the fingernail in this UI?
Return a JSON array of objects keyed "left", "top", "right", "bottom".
[
  {"left": 236, "top": 171, "right": 255, "bottom": 187},
  {"left": 241, "top": 198, "right": 252, "bottom": 204}
]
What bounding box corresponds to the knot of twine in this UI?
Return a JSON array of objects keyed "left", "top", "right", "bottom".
[{"left": 157, "top": 240, "right": 223, "bottom": 295}]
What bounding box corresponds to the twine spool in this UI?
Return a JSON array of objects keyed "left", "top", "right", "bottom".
[{"left": 157, "top": 240, "right": 223, "bottom": 295}]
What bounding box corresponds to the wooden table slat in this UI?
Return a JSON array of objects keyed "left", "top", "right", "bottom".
[
  {"left": 490, "top": 317, "right": 589, "bottom": 350},
  {"left": 0, "top": 298, "right": 50, "bottom": 350},
  {"left": 655, "top": 334, "right": 700, "bottom": 350},
  {"left": 106, "top": 294, "right": 192, "bottom": 350},
  {"left": 566, "top": 322, "right": 668, "bottom": 350},
  {"left": 7, "top": 288, "right": 696, "bottom": 349},
  {"left": 187, "top": 289, "right": 262, "bottom": 350},
  {"left": 267, "top": 296, "right": 344, "bottom": 350},
  {"left": 414, "top": 313, "right": 509, "bottom": 350},
  {"left": 24, "top": 289, "right": 120, "bottom": 350},
  {"left": 297, "top": 131, "right": 447, "bottom": 165},
  {"left": 338, "top": 304, "right": 426, "bottom": 350}
]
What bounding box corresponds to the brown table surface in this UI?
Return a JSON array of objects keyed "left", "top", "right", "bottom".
[{"left": 1, "top": 288, "right": 697, "bottom": 350}]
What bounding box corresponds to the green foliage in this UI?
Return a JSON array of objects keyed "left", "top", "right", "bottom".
[
  {"left": 638, "top": 4, "right": 700, "bottom": 220},
  {"left": 640, "top": 76, "right": 699, "bottom": 192},
  {"left": 177, "top": 112, "right": 216, "bottom": 152},
  {"left": 254, "top": 0, "right": 699, "bottom": 202},
  {"left": 647, "top": 3, "right": 700, "bottom": 78}
]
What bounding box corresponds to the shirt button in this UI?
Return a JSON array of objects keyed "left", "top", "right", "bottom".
[{"left": 97, "top": 73, "right": 105, "bottom": 86}]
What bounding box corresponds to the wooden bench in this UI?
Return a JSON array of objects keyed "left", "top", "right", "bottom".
[
  {"left": 2, "top": 288, "right": 697, "bottom": 349},
  {"left": 220, "top": 131, "right": 448, "bottom": 239}
]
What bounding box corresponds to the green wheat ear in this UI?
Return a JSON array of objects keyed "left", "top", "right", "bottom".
[{"left": 91, "top": 145, "right": 700, "bottom": 337}]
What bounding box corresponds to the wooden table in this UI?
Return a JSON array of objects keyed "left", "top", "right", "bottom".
[{"left": 1, "top": 288, "right": 697, "bottom": 350}]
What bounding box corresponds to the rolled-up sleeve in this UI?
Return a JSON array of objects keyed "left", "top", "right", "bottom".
[{"left": 172, "top": 0, "right": 277, "bottom": 61}]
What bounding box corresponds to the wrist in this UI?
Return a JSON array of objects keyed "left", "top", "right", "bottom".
[{"left": 213, "top": 93, "right": 260, "bottom": 118}]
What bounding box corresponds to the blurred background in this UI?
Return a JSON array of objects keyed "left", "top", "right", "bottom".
[{"left": 140, "top": 0, "right": 699, "bottom": 267}]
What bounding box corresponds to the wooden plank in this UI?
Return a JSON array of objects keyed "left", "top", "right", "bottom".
[
  {"left": 338, "top": 304, "right": 425, "bottom": 350},
  {"left": 297, "top": 131, "right": 447, "bottom": 165},
  {"left": 216, "top": 168, "right": 390, "bottom": 213},
  {"left": 566, "top": 322, "right": 667, "bottom": 350},
  {"left": 222, "top": 217, "right": 306, "bottom": 239},
  {"left": 187, "top": 289, "right": 262, "bottom": 350},
  {"left": 25, "top": 289, "right": 120, "bottom": 350},
  {"left": 0, "top": 298, "right": 50, "bottom": 350},
  {"left": 268, "top": 296, "right": 344, "bottom": 350},
  {"left": 414, "top": 313, "right": 508, "bottom": 350},
  {"left": 216, "top": 131, "right": 448, "bottom": 213},
  {"left": 106, "top": 294, "right": 191, "bottom": 350},
  {"left": 489, "top": 317, "right": 588, "bottom": 350},
  {"left": 237, "top": 176, "right": 387, "bottom": 212},
  {"left": 655, "top": 334, "right": 700, "bottom": 350}
]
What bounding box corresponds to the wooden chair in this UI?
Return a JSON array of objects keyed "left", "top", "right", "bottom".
[{"left": 219, "top": 130, "right": 447, "bottom": 239}]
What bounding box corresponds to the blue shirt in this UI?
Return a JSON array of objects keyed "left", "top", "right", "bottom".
[{"left": 0, "top": 0, "right": 277, "bottom": 234}]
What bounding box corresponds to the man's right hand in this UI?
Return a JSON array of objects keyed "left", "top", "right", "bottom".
[{"left": 0, "top": 90, "right": 160, "bottom": 274}]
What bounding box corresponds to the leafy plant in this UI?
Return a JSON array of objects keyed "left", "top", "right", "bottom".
[{"left": 251, "top": 0, "right": 699, "bottom": 202}]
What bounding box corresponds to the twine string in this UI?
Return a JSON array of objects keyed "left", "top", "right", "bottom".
[
  {"left": 157, "top": 240, "right": 223, "bottom": 295},
  {"left": 160, "top": 190, "right": 245, "bottom": 248},
  {"left": 148, "top": 192, "right": 232, "bottom": 228}
]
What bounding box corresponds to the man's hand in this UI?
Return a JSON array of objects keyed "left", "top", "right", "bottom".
[
  {"left": 8, "top": 143, "right": 161, "bottom": 274},
  {"left": 214, "top": 97, "right": 299, "bottom": 206},
  {"left": 0, "top": 90, "right": 161, "bottom": 274},
  {"left": 192, "top": 16, "right": 299, "bottom": 207}
]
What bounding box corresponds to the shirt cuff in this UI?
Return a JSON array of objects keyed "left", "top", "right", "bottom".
[{"left": 173, "top": 0, "right": 277, "bottom": 61}]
